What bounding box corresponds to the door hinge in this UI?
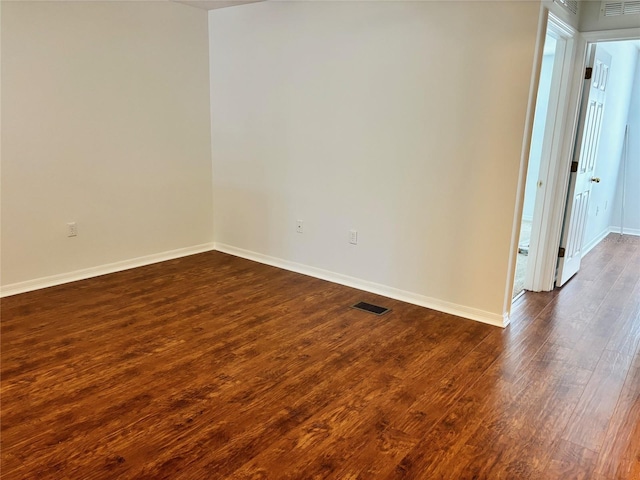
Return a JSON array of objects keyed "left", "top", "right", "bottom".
[
  {"left": 571, "top": 161, "right": 579, "bottom": 173},
  {"left": 585, "top": 67, "right": 593, "bottom": 80},
  {"left": 558, "top": 247, "right": 566, "bottom": 258}
]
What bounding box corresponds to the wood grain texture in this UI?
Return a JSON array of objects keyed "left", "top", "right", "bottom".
[{"left": 2, "top": 233, "right": 639, "bottom": 479}]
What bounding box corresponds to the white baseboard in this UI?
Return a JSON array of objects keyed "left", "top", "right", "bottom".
[
  {"left": 2, "top": 241, "right": 508, "bottom": 328},
  {"left": 608, "top": 226, "right": 640, "bottom": 236},
  {"left": 583, "top": 228, "right": 612, "bottom": 257},
  {"left": 214, "top": 243, "right": 508, "bottom": 328},
  {"left": 0, "top": 243, "right": 216, "bottom": 298},
  {"left": 583, "top": 226, "right": 640, "bottom": 258}
]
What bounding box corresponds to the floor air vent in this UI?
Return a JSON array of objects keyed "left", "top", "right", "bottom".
[{"left": 351, "top": 301, "right": 390, "bottom": 315}]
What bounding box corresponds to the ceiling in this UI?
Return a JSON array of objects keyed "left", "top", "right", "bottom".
[{"left": 174, "top": 0, "right": 265, "bottom": 10}]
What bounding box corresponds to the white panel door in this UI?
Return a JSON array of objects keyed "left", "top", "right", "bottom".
[{"left": 556, "top": 46, "right": 611, "bottom": 287}]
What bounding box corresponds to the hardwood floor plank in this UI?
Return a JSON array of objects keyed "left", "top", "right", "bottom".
[
  {"left": 544, "top": 439, "right": 599, "bottom": 480},
  {"left": 228, "top": 317, "right": 492, "bottom": 479},
  {"left": 2, "top": 235, "right": 639, "bottom": 479},
  {"left": 593, "top": 346, "right": 640, "bottom": 479},
  {"left": 460, "top": 342, "right": 594, "bottom": 478},
  {"left": 559, "top": 245, "right": 640, "bottom": 452},
  {"left": 605, "top": 279, "right": 640, "bottom": 357}
]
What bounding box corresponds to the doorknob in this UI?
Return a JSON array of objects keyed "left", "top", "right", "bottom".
[{"left": 590, "top": 177, "right": 601, "bottom": 183}]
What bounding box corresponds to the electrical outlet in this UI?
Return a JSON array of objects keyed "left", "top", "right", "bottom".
[
  {"left": 296, "top": 220, "right": 304, "bottom": 234},
  {"left": 349, "top": 229, "right": 358, "bottom": 245},
  {"left": 67, "top": 222, "right": 78, "bottom": 237}
]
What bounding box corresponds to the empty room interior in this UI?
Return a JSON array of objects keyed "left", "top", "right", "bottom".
[{"left": 1, "top": 0, "right": 640, "bottom": 478}]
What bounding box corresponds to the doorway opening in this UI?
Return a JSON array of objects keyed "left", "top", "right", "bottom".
[
  {"left": 512, "top": 13, "right": 577, "bottom": 299},
  {"left": 513, "top": 30, "right": 640, "bottom": 301}
]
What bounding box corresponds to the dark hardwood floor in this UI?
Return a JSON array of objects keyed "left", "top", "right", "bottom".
[{"left": 1, "top": 233, "right": 639, "bottom": 479}]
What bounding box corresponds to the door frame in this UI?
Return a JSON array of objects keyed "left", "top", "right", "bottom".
[
  {"left": 505, "top": 8, "right": 579, "bottom": 311},
  {"left": 523, "top": 13, "right": 579, "bottom": 293}
]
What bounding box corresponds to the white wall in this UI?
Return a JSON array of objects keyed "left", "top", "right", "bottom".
[
  {"left": 611, "top": 46, "right": 640, "bottom": 234},
  {"left": 583, "top": 41, "right": 639, "bottom": 248},
  {"left": 209, "top": 1, "right": 541, "bottom": 324},
  {"left": 1, "top": 2, "right": 213, "bottom": 289}
]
